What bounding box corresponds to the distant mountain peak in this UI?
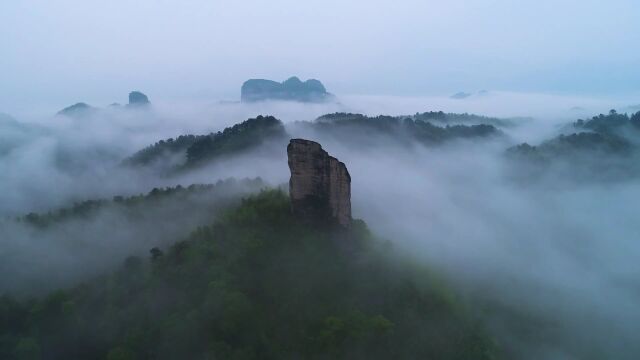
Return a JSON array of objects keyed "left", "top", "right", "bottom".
[
  {"left": 241, "top": 77, "right": 333, "bottom": 103},
  {"left": 57, "top": 102, "right": 96, "bottom": 117},
  {"left": 128, "top": 91, "right": 150, "bottom": 106},
  {"left": 283, "top": 76, "right": 302, "bottom": 84}
]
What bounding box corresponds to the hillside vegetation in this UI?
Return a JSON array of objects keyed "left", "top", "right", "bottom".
[
  {"left": 0, "top": 190, "right": 497, "bottom": 360},
  {"left": 125, "top": 116, "right": 287, "bottom": 168}
]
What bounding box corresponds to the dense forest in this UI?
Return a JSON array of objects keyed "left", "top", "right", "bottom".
[
  {"left": 506, "top": 110, "right": 640, "bottom": 181},
  {"left": 4, "top": 1, "right": 640, "bottom": 357},
  {"left": 573, "top": 109, "right": 640, "bottom": 133},
  {"left": 309, "top": 112, "right": 500, "bottom": 148},
  {"left": 1, "top": 179, "right": 269, "bottom": 296},
  {"left": 18, "top": 179, "right": 267, "bottom": 228},
  {"left": 5, "top": 108, "right": 639, "bottom": 359},
  {"left": 185, "top": 116, "right": 286, "bottom": 166},
  {"left": 509, "top": 110, "right": 640, "bottom": 157},
  {"left": 125, "top": 116, "right": 287, "bottom": 168},
  {"left": 0, "top": 190, "right": 497, "bottom": 360},
  {"left": 315, "top": 111, "right": 516, "bottom": 127},
  {"left": 125, "top": 112, "right": 504, "bottom": 173},
  {"left": 411, "top": 111, "right": 522, "bottom": 127},
  {"left": 123, "top": 135, "right": 203, "bottom": 167},
  {"left": 122, "top": 109, "right": 640, "bottom": 184}
]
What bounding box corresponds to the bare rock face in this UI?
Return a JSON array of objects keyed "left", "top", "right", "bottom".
[{"left": 287, "top": 139, "right": 351, "bottom": 227}]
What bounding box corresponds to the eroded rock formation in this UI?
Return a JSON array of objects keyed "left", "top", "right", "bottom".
[{"left": 287, "top": 139, "right": 351, "bottom": 227}]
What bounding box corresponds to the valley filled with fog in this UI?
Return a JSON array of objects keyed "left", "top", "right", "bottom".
[
  {"left": 2, "top": 92, "right": 640, "bottom": 359},
  {"left": 3, "top": 0, "right": 640, "bottom": 358}
]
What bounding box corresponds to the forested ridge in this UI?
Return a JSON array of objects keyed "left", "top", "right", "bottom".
[
  {"left": 125, "top": 112, "right": 503, "bottom": 171},
  {"left": 17, "top": 178, "right": 266, "bottom": 228},
  {"left": 125, "top": 116, "right": 286, "bottom": 168},
  {"left": 0, "top": 191, "right": 497, "bottom": 360}
]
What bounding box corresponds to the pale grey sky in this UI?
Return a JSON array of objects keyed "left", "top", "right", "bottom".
[{"left": 1, "top": 0, "right": 639, "bottom": 112}]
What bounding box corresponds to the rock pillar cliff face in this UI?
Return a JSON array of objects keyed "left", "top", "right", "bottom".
[{"left": 287, "top": 139, "right": 351, "bottom": 227}]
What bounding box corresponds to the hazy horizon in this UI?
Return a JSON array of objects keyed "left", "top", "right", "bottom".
[
  {"left": 2, "top": 2, "right": 640, "bottom": 358},
  {"left": 2, "top": 0, "right": 639, "bottom": 114}
]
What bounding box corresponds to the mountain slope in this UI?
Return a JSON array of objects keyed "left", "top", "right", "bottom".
[
  {"left": 0, "top": 190, "right": 497, "bottom": 360},
  {"left": 506, "top": 110, "right": 640, "bottom": 181},
  {"left": 125, "top": 115, "right": 287, "bottom": 169},
  {"left": 125, "top": 112, "right": 502, "bottom": 171}
]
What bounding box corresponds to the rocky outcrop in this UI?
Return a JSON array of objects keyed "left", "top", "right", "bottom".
[
  {"left": 241, "top": 77, "right": 333, "bottom": 103},
  {"left": 128, "top": 91, "right": 150, "bottom": 106},
  {"left": 287, "top": 139, "right": 351, "bottom": 227}
]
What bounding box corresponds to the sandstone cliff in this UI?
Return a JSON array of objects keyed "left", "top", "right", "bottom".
[{"left": 287, "top": 139, "right": 351, "bottom": 227}]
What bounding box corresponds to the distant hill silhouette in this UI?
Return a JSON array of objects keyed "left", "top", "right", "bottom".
[
  {"left": 128, "top": 91, "right": 150, "bottom": 106},
  {"left": 56, "top": 91, "right": 151, "bottom": 116},
  {"left": 450, "top": 92, "right": 472, "bottom": 99},
  {"left": 241, "top": 76, "right": 333, "bottom": 102},
  {"left": 57, "top": 102, "right": 96, "bottom": 117}
]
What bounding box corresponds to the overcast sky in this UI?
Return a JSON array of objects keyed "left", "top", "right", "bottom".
[{"left": 1, "top": 0, "right": 639, "bottom": 112}]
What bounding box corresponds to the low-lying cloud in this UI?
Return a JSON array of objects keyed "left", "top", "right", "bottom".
[{"left": 1, "top": 92, "right": 639, "bottom": 358}]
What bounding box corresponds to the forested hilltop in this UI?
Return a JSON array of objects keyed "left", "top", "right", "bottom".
[
  {"left": 18, "top": 179, "right": 266, "bottom": 228},
  {"left": 0, "top": 190, "right": 497, "bottom": 360},
  {"left": 121, "top": 109, "right": 640, "bottom": 182},
  {"left": 6, "top": 106, "right": 639, "bottom": 359},
  {"left": 317, "top": 111, "right": 524, "bottom": 127},
  {"left": 1, "top": 179, "right": 268, "bottom": 296},
  {"left": 507, "top": 110, "right": 640, "bottom": 181},
  {"left": 124, "top": 115, "right": 287, "bottom": 168},
  {"left": 309, "top": 112, "right": 500, "bottom": 147},
  {"left": 125, "top": 109, "right": 640, "bottom": 184},
  {"left": 125, "top": 112, "right": 504, "bottom": 172}
]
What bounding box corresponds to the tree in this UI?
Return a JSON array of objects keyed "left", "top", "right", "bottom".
[
  {"left": 107, "top": 347, "right": 136, "bottom": 360},
  {"left": 13, "top": 338, "right": 40, "bottom": 360}
]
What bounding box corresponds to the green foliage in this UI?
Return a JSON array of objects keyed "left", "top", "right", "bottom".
[
  {"left": 314, "top": 112, "right": 500, "bottom": 147},
  {"left": 511, "top": 132, "right": 633, "bottom": 160},
  {"left": 186, "top": 115, "right": 286, "bottom": 166},
  {"left": 407, "top": 118, "right": 497, "bottom": 143},
  {"left": 13, "top": 338, "right": 40, "bottom": 360},
  {"left": 630, "top": 111, "right": 640, "bottom": 128},
  {"left": 412, "top": 111, "right": 519, "bottom": 127},
  {"left": 127, "top": 112, "right": 504, "bottom": 170},
  {"left": 317, "top": 111, "right": 515, "bottom": 128},
  {"left": 18, "top": 178, "right": 265, "bottom": 228},
  {"left": 505, "top": 111, "right": 640, "bottom": 182},
  {"left": 124, "top": 135, "right": 202, "bottom": 166},
  {"left": 543, "top": 132, "right": 631, "bottom": 153},
  {"left": 107, "top": 346, "right": 136, "bottom": 360},
  {"left": 0, "top": 190, "right": 497, "bottom": 359},
  {"left": 574, "top": 109, "right": 639, "bottom": 133},
  {"left": 506, "top": 110, "right": 640, "bottom": 177},
  {"left": 125, "top": 116, "right": 287, "bottom": 168},
  {"left": 506, "top": 131, "right": 634, "bottom": 181}
]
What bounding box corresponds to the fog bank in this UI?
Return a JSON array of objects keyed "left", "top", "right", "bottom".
[{"left": 1, "top": 93, "right": 639, "bottom": 358}]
